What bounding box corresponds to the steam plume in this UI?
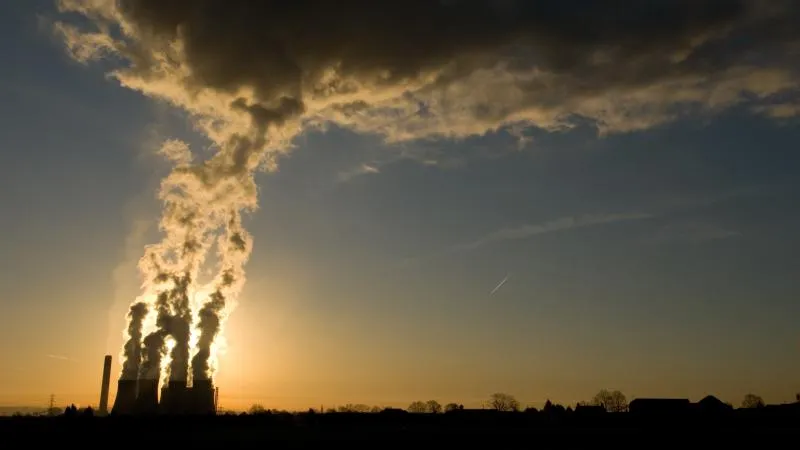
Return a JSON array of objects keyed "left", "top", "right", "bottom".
[
  {"left": 139, "top": 291, "right": 169, "bottom": 380},
  {"left": 192, "top": 213, "right": 252, "bottom": 380},
  {"left": 120, "top": 302, "right": 147, "bottom": 380},
  {"left": 166, "top": 273, "right": 192, "bottom": 382}
]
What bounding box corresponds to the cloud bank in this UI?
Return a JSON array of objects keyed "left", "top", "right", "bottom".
[{"left": 56, "top": 0, "right": 800, "bottom": 160}]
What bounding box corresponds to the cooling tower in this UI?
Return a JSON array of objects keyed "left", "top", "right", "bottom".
[
  {"left": 111, "top": 379, "right": 137, "bottom": 415},
  {"left": 190, "top": 379, "right": 217, "bottom": 415},
  {"left": 160, "top": 380, "right": 189, "bottom": 414},
  {"left": 98, "top": 355, "right": 112, "bottom": 415},
  {"left": 134, "top": 378, "right": 160, "bottom": 414}
]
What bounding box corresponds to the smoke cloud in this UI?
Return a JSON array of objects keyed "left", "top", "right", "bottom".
[
  {"left": 54, "top": 0, "right": 800, "bottom": 382},
  {"left": 120, "top": 302, "right": 147, "bottom": 380}
]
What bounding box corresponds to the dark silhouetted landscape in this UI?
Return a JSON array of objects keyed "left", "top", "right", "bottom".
[{"left": 4, "top": 392, "right": 799, "bottom": 446}]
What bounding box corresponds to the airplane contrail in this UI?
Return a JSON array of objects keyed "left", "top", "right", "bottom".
[{"left": 490, "top": 274, "right": 511, "bottom": 296}]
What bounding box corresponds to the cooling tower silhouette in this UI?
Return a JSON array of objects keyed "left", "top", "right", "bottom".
[
  {"left": 190, "top": 379, "right": 216, "bottom": 415},
  {"left": 160, "top": 380, "right": 189, "bottom": 414},
  {"left": 134, "top": 378, "right": 160, "bottom": 414},
  {"left": 111, "top": 379, "right": 138, "bottom": 415},
  {"left": 108, "top": 360, "right": 217, "bottom": 415}
]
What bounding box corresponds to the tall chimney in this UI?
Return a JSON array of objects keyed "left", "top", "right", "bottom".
[
  {"left": 214, "top": 387, "right": 219, "bottom": 414},
  {"left": 98, "top": 355, "right": 112, "bottom": 415}
]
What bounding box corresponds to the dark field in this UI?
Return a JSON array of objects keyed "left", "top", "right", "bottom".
[{"left": 2, "top": 409, "right": 798, "bottom": 447}]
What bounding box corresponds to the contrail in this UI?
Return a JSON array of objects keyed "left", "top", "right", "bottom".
[
  {"left": 45, "top": 354, "right": 71, "bottom": 361},
  {"left": 490, "top": 274, "right": 511, "bottom": 296}
]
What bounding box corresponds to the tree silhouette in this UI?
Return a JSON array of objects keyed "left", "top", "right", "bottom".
[
  {"left": 408, "top": 401, "right": 427, "bottom": 413},
  {"left": 543, "top": 399, "right": 566, "bottom": 415},
  {"left": 591, "top": 389, "right": 628, "bottom": 412},
  {"left": 444, "top": 403, "right": 463, "bottom": 412},
  {"left": 248, "top": 404, "right": 268, "bottom": 415},
  {"left": 426, "top": 400, "right": 442, "bottom": 413},
  {"left": 63, "top": 404, "right": 78, "bottom": 417},
  {"left": 338, "top": 404, "right": 372, "bottom": 413},
  {"left": 741, "top": 394, "right": 765, "bottom": 409},
  {"left": 488, "top": 393, "right": 520, "bottom": 412}
]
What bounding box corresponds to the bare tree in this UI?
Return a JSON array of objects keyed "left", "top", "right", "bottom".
[
  {"left": 338, "top": 403, "right": 372, "bottom": 413},
  {"left": 248, "top": 404, "right": 268, "bottom": 415},
  {"left": 425, "top": 400, "right": 442, "bottom": 413},
  {"left": 591, "top": 389, "right": 628, "bottom": 413},
  {"left": 488, "top": 393, "right": 520, "bottom": 412},
  {"left": 444, "top": 403, "right": 462, "bottom": 412},
  {"left": 741, "top": 394, "right": 765, "bottom": 409},
  {"left": 408, "top": 401, "right": 427, "bottom": 413}
]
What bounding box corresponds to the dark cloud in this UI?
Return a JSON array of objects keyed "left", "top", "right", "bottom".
[
  {"left": 57, "top": 0, "right": 800, "bottom": 147},
  {"left": 119, "top": 0, "right": 745, "bottom": 75},
  {"left": 103, "top": 0, "right": 798, "bottom": 130}
]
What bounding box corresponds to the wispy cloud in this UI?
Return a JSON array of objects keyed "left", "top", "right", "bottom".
[
  {"left": 45, "top": 354, "right": 72, "bottom": 361},
  {"left": 752, "top": 102, "right": 800, "bottom": 120},
  {"left": 659, "top": 185, "right": 773, "bottom": 212},
  {"left": 337, "top": 163, "right": 381, "bottom": 183},
  {"left": 651, "top": 222, "right": 742, "bottom": 244},
  {"left": 455, "top": 212, "right": 654, "bottom": 252},
  {"left": 398, "top": 186, "right": 769, "bottom": 267}
]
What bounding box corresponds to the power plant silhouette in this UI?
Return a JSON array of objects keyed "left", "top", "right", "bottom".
[{"left": 101, "top": 355, "right": 218, "bottom": 415}]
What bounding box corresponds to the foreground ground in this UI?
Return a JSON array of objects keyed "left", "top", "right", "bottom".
[{"left": 2, "top": 410, "right": 798, "bottom": 447}]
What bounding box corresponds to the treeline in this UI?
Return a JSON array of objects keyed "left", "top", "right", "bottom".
[
  {"left": 13, "top": 390, "right": 793, "bottom": 418},
  {"left": 247, "top": 390, "right": 787, "bottom": 415}
]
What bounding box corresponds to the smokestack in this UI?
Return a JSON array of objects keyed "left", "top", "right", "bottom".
[
  {"left": 98, "top": 355, "right": 112, "bottom": 415},
  {"left": 214, "top": 387, "right": 219, "bottom": 414},
  {"left": 111, "top": 379, "right": 137, "bottom": 415}
]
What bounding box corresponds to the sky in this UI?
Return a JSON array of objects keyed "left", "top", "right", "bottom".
[{"left": 1, "top": 1, "right": 799, "bottom": 412}]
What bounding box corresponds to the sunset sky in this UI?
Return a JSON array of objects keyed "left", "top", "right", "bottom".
[{"left": 1, "top": 1, "right": 799, "bottom": 412}]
